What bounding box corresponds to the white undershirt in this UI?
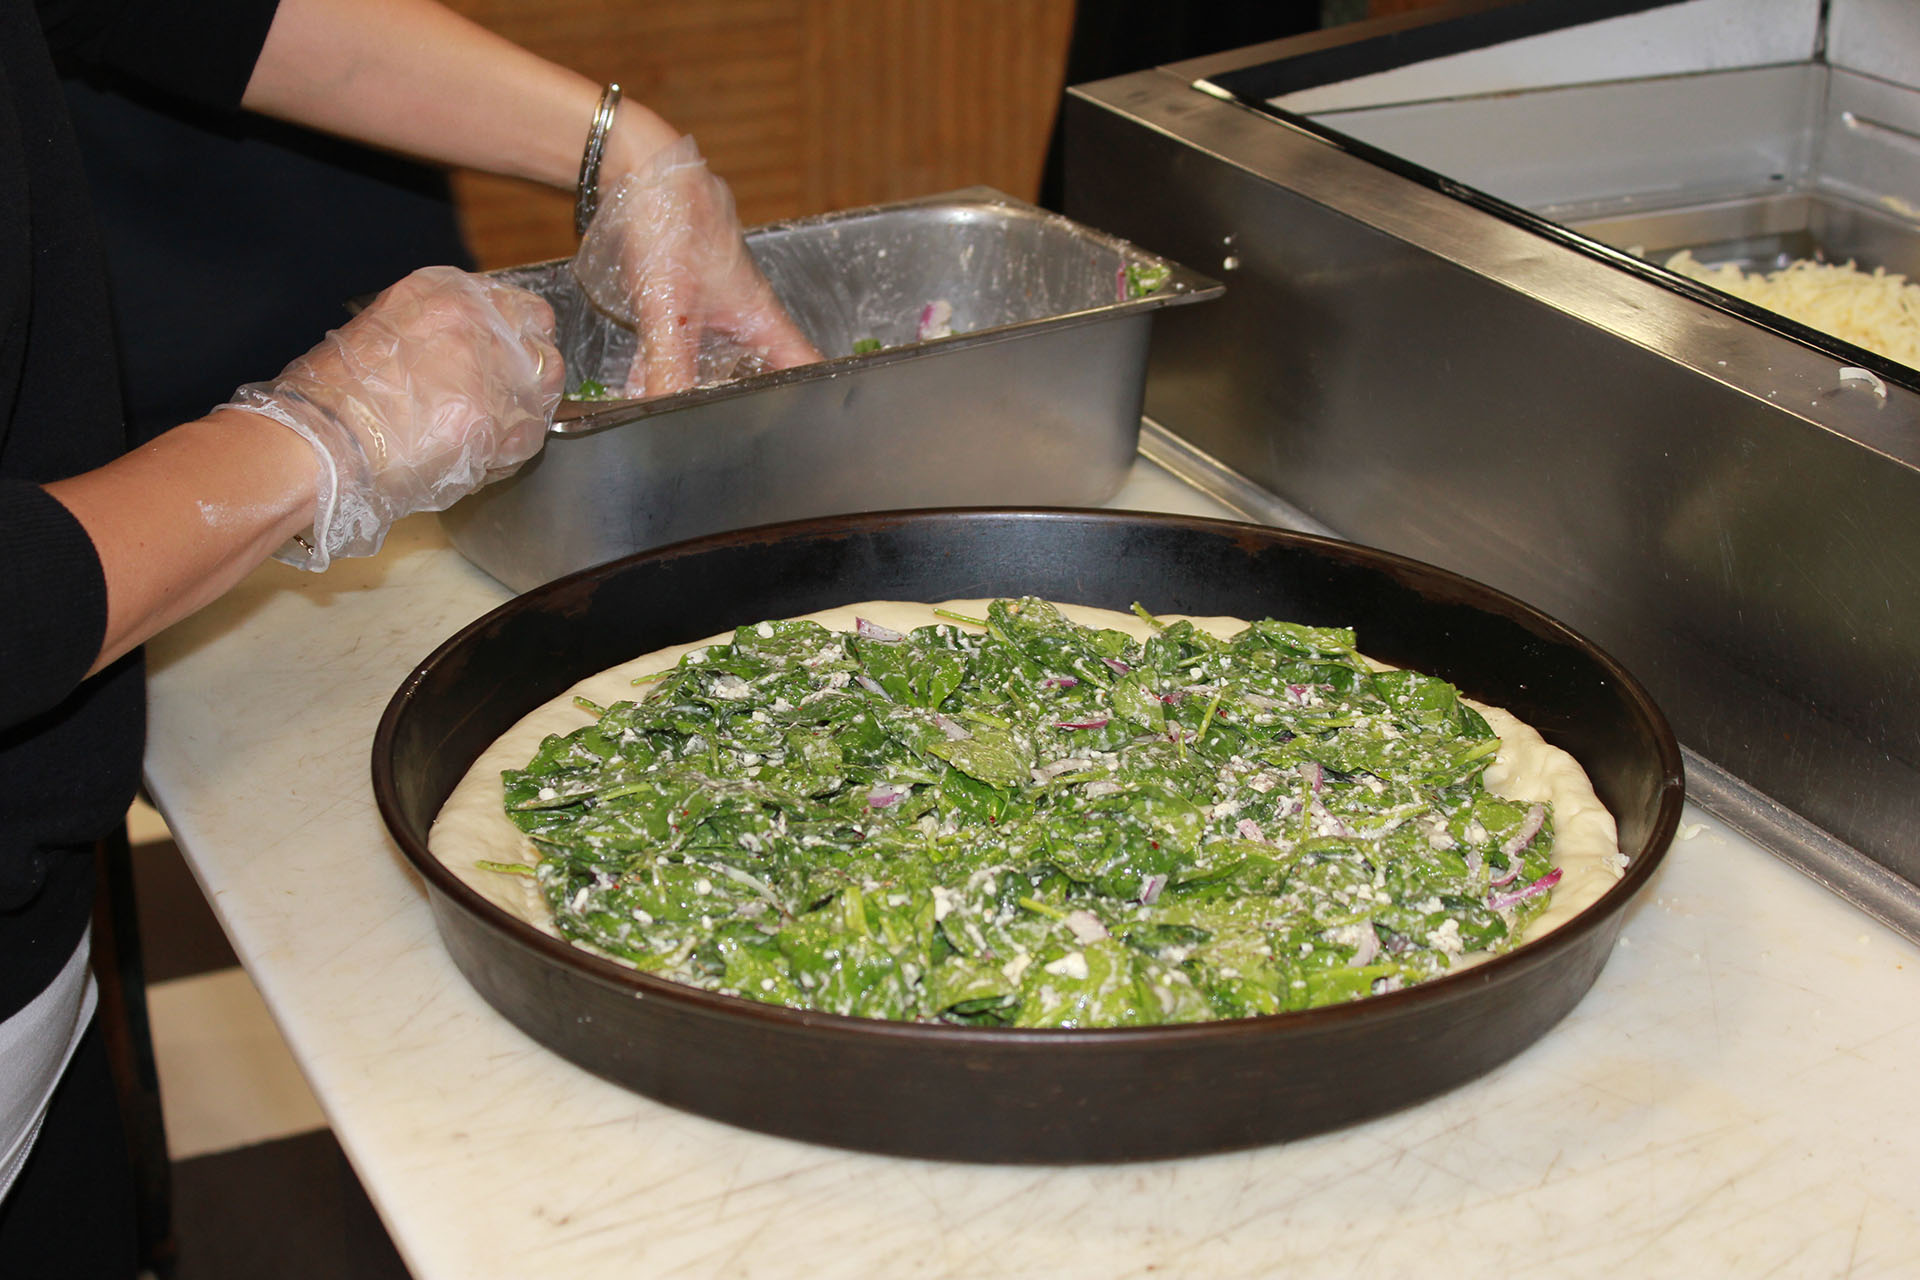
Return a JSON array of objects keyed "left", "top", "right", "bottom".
[{"left": 0, "top": 928, "right": 97, "bottom": 1204}]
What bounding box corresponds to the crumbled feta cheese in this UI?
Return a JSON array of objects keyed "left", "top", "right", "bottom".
[
  {"left": 1064, "top": 910, "right": 1109, "bottom": 944},
  {"left": 1043, "top": 951, "right": 1090, "bottom": 981}
]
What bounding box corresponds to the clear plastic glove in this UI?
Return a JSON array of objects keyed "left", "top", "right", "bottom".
[
  {"left": 572, "top": 136, "right": 819, "bottom": 398},
  {"left": 223, "top": 266, "right": 563, "bottom": 571}
]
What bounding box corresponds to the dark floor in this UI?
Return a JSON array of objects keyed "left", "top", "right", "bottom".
[
  {"left": 132, "top": 838, "right": 238, "bottom": 985},
  {"left": 131, "top": 837, "right": 413, "bottom": 1279},
  {"left": 166, "top": 1132, "right": 411, "bottom": 1280}
]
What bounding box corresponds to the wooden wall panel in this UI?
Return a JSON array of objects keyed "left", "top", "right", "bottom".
[{"left": 442, "top": 0, "right": 1075, "bottom": 269}]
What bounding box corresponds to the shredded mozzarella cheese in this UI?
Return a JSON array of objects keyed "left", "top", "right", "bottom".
[{"left": 1666, "top": 249, "right": 1920, "bottom": 370}]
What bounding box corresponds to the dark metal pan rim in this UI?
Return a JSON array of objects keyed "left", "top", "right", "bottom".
[{"left": 377, "top": 507, "right": 1683, "bottom": 1048}]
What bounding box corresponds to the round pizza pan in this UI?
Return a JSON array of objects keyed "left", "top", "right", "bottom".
[{"left": 372, "top": 509, "right": 1684, "bottom": 1164}]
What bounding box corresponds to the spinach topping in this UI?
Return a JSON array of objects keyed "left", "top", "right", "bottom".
[
  {"left": 1122, "top": 261, "right": 1173, "bottom": 298},
  {"left": 498, "top": 599, "right": 1559, "bottom": 1026},
  {"left": 565, "top": 378, "right": 615, "bottom": 401}
]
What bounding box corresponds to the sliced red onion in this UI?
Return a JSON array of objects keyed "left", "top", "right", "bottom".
[
  {"left": 1488, "top": 867, "right": 1562, "bottom": 912},
  {"left": 1053, "top": 717, "right": 1111, "bottom": 731},
  {"left": 1303, "top": 761, "right": 1325, "bottom": 793},
  {"left": 1349, "top": 924, "right": 1379, "bottom": 967},
  {"left": 1042, "top": 676, "right": 1079, "bottom": 689},
  {"left": 1242, "top": 692, "right": 1282, "bottom": 710},
  {"left": 1236, "top": 817, "right": 1267, "bottom": 844},
  {"left": 855, "top": 673, "right": 890, "bottom": 700},
  {"left": 931, "top": 713, "right": 971, "bottom": 741},
  {"left": 1064, "top": 909, "right": 1109, "bottom": 944},
  {"left": 917, "top": 299, "right": 953, "bottom": 341},
  {"left": 1500, "top": 803, "right": 1547, "bottom": 859},
  {"left": 1463, "top": 847, "right": 1484, "bottom": 880},
  {"left": 1103, "top": 657, "right": 1132, "bottom": 675},
  {"left": 1307, "top": 797, "right": 1349, "bottom": 838},
  {"left": 866, "top": 782, "right": 912, "bottom": 809},
  {"left": 855, "top": 617, "right": 904, "bottom": 643},
  {"left": 1138, "top": 873, "right": 1167, "bottom": 905},
  {"left": 1114, "top": 265, "right": 1128, "bottom": 302},
  {"left": 1490, "top": 854, "right": 1525, "bottom": 887}
]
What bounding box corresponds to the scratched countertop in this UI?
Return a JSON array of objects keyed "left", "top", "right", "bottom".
[{"left": 142, "top": 457, "right": 1920, "bottom": 1279}]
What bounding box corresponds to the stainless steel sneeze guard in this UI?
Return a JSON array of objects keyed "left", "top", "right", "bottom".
[
  {"left": 442, "top": 189, "right": 1221, "bottom": 593},
  {"left": 1062, "top": 4, "right": 1920, "bottom": 938}
]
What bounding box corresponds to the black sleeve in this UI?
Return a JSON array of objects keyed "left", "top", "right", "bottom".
[
  {"left": 36, "top": 0, "right": 284, "bottom": 110},
  {"left": 0, "top": 479, "right": 107, "bottom": 730}
]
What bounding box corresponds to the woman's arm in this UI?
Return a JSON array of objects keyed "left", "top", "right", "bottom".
[
  {"left": 43, "top": 411, "right": 320, "bottom": 676},
  {"left": 47, "top": 0, "right": 797, "bottom": 679},
  {"left": 47, "top": 268, "right": 561, "bottom": 678},
  {"left": 240, "top": 0, "right": 676, "bottom": 198},
  {"left": 240, "top": 0, "right": 819, "bottom": 395}
]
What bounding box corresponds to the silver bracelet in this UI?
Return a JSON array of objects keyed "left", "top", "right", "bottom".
[{"left": 574, "top": 83, "right": 623, "bottom": 237}]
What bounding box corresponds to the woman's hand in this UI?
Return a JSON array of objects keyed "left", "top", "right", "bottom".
[
  {"left": 224, "top": 266, "right": 564, "bottom": 569},
  {"left": 572, "top": 137, "right": 820, "bottom": 399},
  {"left": 242, "top": 1, "right": 816, "bottom": 400}
]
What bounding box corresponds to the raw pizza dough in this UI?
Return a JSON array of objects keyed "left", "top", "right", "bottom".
[{"left": 429, "top": 600, "right": 1624, "bottom": 964}]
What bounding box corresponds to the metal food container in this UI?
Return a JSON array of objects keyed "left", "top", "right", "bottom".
[
  {"left": 1061, "top": 0, "right": 1920, "bottom": 937},
  {"left": 441, "top": 189, "right": 1221, "bottom": 593}
]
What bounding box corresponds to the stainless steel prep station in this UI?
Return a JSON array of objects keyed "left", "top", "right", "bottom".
[
  {"left": 1060, "top": 0, "right": 1920, "bottom": 939},
  {"left": 445, "top": 189, "right": 1220, "bottom": 592}
]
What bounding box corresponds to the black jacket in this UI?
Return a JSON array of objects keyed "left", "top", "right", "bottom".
[{"left": 0, "top": 0, "right": 280, "bottom": 1020}]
